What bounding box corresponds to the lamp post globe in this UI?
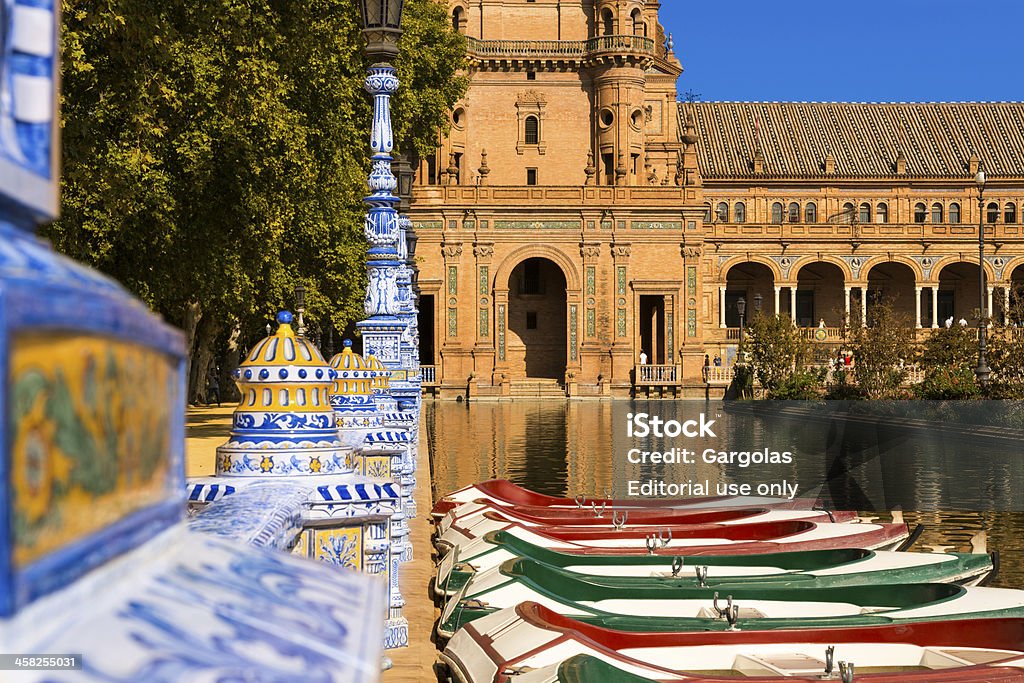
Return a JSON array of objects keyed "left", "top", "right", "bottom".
[
  {"left": 737, "top": 296, "right": 747, "bottom": 347},
  {"left": 975, "top": 167, "right": 991, "bottom": 389},
  {"left": 359, "top": 0, "right": 405, "bottom": 62}
]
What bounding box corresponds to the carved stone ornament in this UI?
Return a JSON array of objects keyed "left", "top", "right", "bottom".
[
  {"left": 682, "top": 245, "right": 703, "bottom": 258},
  {"left": 581, "top": 245, "right": 602, "bottom": 259},
  {"left": 443, "top": 244, "right": 463, "bottom": 259},
  {"left": 473, "top": 244, "right": 494, "bottom": 259},
  {"left": 613, "top": 245, "right": 632, "bottom": 258}
]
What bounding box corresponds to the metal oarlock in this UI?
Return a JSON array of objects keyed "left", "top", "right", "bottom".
[
  {"left": 574, "top": 495, "right": 586, "bottom": 509},
  {"left": 694, "top": 565, "right": 707, "bottom": 586},
  {"left": 612, "top": 511, "right": 628, "bottom": 529},
  {"left": 670, "top": 556, "right": 683, "bottom": 577},
  {"left": 591, "top": 501, "right": 606, "bottom": 517},
  {"left": 839, "top": 661, "right": 854, "bottom": 682},
  {"left": 824, "top": 646, "right": 835, "bottom": 675}
]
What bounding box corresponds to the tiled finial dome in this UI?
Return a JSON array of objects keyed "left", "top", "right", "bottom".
[
  {"left": 365, "top": 354, "right": 398, "bottom": 414},
  {"left": 365, "top": 355, "right": 391, "bottom": 394},
  {"left": 215, "top": 311, "right": 351, "bottom": 477},
  {"left": 329, "top": 340, "right": 382, "bottom": 448},
  {"left": 329, "top": 340, "right": 373, "bottom": 398}
]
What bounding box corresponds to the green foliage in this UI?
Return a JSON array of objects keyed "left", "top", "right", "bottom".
[
  {"left": 913, "top": 365, "right": 980, "bottom": 400},
  {"left": 915, "top": 323, "right": 982, "bottom": 399},
  {"left": 46, "top": 0, "right": 466, "bottom": 396},
  {"left": 845, "top": 298, "right": 913, "bottom": 399},
  {"left": 741, "top": 314, "right": 818, "bottom": 399},
  {"left": 988, "top": 329, "right": 1024, "bottom": 399},
  {"left": 918, "top": 323, "right": 978, "bottom": 370},
  {"left": 824, "top": 367, "right": 866, "bottom": 400}
]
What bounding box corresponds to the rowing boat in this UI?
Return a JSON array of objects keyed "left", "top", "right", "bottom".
[
  {"left": 436, "top": 501, "right": 854, "bottom": 540},
  {"left": 433, "top": 530, "right": 994, "bottom": 598},
  {"left": 435, "top": 559, "right": 1024, "bottom": 638},
  {"left": 440, "top": 605, "right": 1024, "bottom": 683},
  {"left": 432, "top": 479, "right": 813, "bottom": 521},
  {"left": 436, "top": 518, "right": 912, "bottom": 564}
]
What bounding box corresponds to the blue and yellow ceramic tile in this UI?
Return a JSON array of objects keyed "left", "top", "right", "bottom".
[
  {"left": 314, "top": 527, "right": 363, "bottom": 571},
  {"left": 10, "top": 334, "right": 176, "bottom": 567}
]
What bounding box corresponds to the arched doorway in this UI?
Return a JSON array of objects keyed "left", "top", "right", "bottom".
[
  {"left": 866, "top": 262, "right": 916, "bottom": 325},
  {"left": 937, "top": 262, "right": 985, "bottom": 324},
  {"left": 795, "top": 262, "right": 846, "bottom": 327},
  {"left": 1011, "top": 264, "right": 1024, "bottom": 325},
  {"left": 725, "top": 262, "right": 775, "bottom": 325},
  {"left": 507, "top": 257, "right": 568, "bottom": 380}
]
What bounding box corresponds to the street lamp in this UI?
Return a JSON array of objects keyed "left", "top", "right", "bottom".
[
  {"left": 359, "top": 0, "right": 405, "bottom": 63},
  {"left": 737, "top": 296, "right": 747, "bottom": 345},
  {"left": 975, "top": 168, "right": 991, "bottom": 389}
]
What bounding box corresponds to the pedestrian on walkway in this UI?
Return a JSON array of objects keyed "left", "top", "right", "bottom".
[{"left": 207, "top": 372, "right": 221, "bottom": 407}]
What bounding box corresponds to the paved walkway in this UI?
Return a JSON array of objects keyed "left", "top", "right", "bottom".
[{"left": 185, "top": 406, "right": 439, "bottom": 682}]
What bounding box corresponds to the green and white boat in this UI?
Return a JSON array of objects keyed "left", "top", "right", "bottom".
[
  {"left": 436, "top": 535, "right": 993, "bottom": 599},
  {"left": 436, "top": 558, "right": 1024, "bottom": 639},
  {"left": 435, "top": 529, "right": 983, "bottom": 598}
]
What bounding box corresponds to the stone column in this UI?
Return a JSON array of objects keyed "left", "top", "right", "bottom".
[
  {"left": 932, "top": 287, "right": 939, "bottom": 328},
  {"left": 789, "top": 287, "right": 797, "bottom": 323},
  {"left": 774, "top": 286, "right": 782, "bottom": 317},
  {"left": 988, "top": 286, "right": 994, "bottom": 322},
  {"left": 914, "top": 286, "right": 922, "bottom": 328},
  {"left": 719, "top": 286, "right": 726, "bottom": 328},
  {"left": 861, "top": 289, "right": 868, "bottom": 326},
  {"left": 844, "top": 286, "right": 851, "bottom": 320}
]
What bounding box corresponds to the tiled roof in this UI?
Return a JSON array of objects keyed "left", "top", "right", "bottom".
[{"left": 683, "top": 102, "right": 1024, "bottom": 179}]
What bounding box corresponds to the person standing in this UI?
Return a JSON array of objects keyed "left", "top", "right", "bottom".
[
  {"left": 207, "top": 371, "right": 221, "bottom": 407},
  {"left": 639, "top": 350, "right": 648, "bottom": 365}
]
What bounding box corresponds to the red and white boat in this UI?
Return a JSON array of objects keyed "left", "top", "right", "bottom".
[
  {"left": 440, "top": 602, "right": 1024, "bottom": 683},
  {"left": 432, "top": 479, "right": 815, "bottom": 521},
  {"left": 436, "top": 500, "right": 855, "bottom": 539},
  {"left": 436, "top": 517, "right": 911, "bottom": 560}
]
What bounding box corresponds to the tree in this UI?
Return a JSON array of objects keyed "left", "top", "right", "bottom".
[
  {"left": 987, "top": 294, "right": 1024, "bottom": 399},
  {"left": 914, "top": 323, "right": 980, "bottom": 399},
  {"left": 47, "top": 0, "right": 466, "bottom": 401},
  {"left": 844, "top": 297, "right": 913, "bottom": 399},
  {"left": 741, "top": 314, "right": 820, "bottom": 399}
]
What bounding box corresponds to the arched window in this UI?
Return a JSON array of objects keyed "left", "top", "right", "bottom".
[
  {"left": 524, "top": 115, "right": 539, "bottom": 145},
  {"left": 771, "top": 202, "right": 783, "bottom": 224},
  {"left": 914, "top": 203, "right": 927, "bottom": 223},
  {"left": 859, "top": 203, "right": 871, "bottom": 224},
  {"left": 805, "top": 202, "right": 817, "bottom": 223},
  {"left": 843, "top": 202, "right": 855, "bottom": 222},
  {"left": 734, "top": 201, "right": 746, "bottom": 223},
  {"left": 601, "top": 8, "right": 614, "bottom": 35},
  {"left": 987, "top": 202, "right": 1000, "bottom": 223},
  {"left": 1005, "top": 202, "right": 1017, "bottom": 224},
  {"left": 876, "top": 203, "right": 888, "bottom": 224},
  {"left": 451, "top": 6, "right": 464, "bottom": 32},
  {"left": 631, "top": 9, "right": 645, "bottom": 36},
  {"left": 704, "top": 202, "right": 712, "bottom": 222},
  {"left": 949, "top": 202, "right": 961, "bottom": 224},
  {"left": 787, "top": 202, "right": 800, "bottom": 223},
  {"left": 931, "top": 202, "right": 943, "bottom": 223},
  {"left": 716, "top": 202, "right": 729, "bottom": 222}
]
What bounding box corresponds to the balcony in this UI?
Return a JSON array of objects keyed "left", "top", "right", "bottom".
[
  {"left": 420, "top": 365, "right": 437, "bottom": 386},
  {"left": 636, "top": 363, "right": 678, "bottom": 385},
  {"left": 466, "top": 35, "right": 655, "bottom": 66}
]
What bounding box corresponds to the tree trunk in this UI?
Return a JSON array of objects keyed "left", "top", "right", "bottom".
[
  {"left": 183, "top": 301, "right": 202, "bottom": 404},
  {"left": 220, "top": 323, "right": 243, "bottom": 403},
  {"left": 189, "top": 314, "right": 222, "bottom": 405}
]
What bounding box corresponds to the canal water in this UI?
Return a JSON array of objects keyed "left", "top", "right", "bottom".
[{"left": 425, "top": 399, "right": 1024, "bottom": 589}]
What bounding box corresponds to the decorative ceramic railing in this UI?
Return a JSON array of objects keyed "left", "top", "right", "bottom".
[
  {"left": 466, "top": 35, "right": 655, "bottom": 60},
  {"left": 636, "top": 364, "right": 678, "bottom": 384}
]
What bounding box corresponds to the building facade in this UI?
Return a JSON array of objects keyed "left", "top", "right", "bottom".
[{"left": 409, "top": 0, "right": 1024, "bottom": 398}]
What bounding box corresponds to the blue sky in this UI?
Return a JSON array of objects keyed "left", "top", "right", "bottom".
[{"left": 660, "top": 0, "right": 1024, "bottom": 103}]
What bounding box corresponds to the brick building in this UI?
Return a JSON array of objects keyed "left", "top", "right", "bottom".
[{"left": 408, "top": 0, "right": 1024, "bottom": 398}]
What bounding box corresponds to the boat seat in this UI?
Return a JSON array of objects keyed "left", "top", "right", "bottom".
[
  {"left": 922, "top": 648, "right": 1018, "bottom": 667},
  {"left": 733, "top": 653, "right": 827, "bottom": 676}
]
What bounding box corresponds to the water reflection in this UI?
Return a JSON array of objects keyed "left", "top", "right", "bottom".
[{"left": 425, "top": 399, "right": 1023, "bottom": 589}]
